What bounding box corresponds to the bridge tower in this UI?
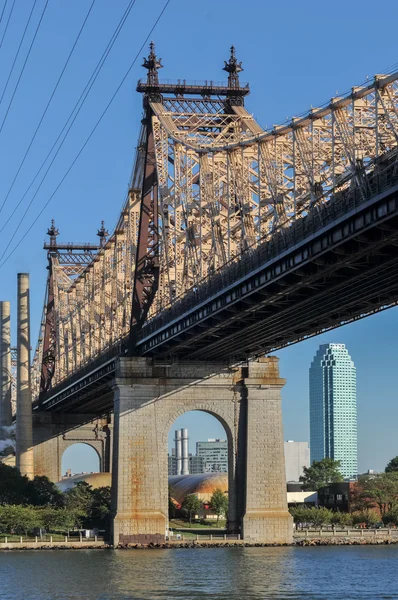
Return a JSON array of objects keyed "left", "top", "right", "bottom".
[{"left": 111, "top": 44, "right": 292, "bottom": 545}]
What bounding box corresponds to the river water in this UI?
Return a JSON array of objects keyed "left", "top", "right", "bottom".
[{"left": 0, "top": 546, "right": 397, "bottom": 599}]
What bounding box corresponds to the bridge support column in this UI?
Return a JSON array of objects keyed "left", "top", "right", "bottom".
[
  {"left": 242, "top": 359, "right": 293, "bottom": 543},
  {"left": 111, "top": 356, "right": 292, "bottom": 546}
]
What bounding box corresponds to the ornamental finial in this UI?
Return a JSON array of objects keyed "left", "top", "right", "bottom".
[
  {"left": 223, "top": 45, "right": 243, "bottom": 89},
  {"left": 47, "top": 219, "right": 59, "bottom": 247},
  {"left": 97, "top": 220, "right": 109, "bottom": 248},
  {"left": 142, "top": 41, "right": 163, "bottom": 86}
]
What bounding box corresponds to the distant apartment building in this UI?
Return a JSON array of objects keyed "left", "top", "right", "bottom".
[
  {"left": 284, "top": 441, "right": 310, "bottom": 482},
  {"left": 196, "top": 439, "right": 228, "bottom": 473},
  {"left": 309, "top": 343, "right": 357, "bottom": 478}
]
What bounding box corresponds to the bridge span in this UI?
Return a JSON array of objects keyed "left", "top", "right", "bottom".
[{"left": 2, "top": 45, "right": 398, "bottom": 546}]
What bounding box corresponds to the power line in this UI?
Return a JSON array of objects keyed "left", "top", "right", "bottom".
[
  {"left": 0, "top": 0, "right": 49, "bottom": 136},
  {"left": 0, "top": 0, "right": 137, "bottom": 232},
  {"left": 0, "top": 0, "right": 38, "bottom": 107},
  {"left": 0, "top": 0, "right": 172, "bottom": 270},
  {"left": 0, "top": 0, "right": 15, "bottom": 49},
  {"left": 0, "top": 0, "right": 8, "bottom": 28},
  {"left": 0, "top": 0, "right": 96, "bottom": 215}
]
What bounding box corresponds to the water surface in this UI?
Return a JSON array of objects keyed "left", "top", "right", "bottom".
[{"left": 1, "top": 546, "right": 397, "bottom": 599}]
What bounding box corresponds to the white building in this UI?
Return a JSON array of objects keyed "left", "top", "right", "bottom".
[{"left": 284, "top": 441, "right": 310, "bottom": 482}]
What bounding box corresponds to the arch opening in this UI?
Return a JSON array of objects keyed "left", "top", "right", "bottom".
[
  {"left": 166, "top": 410, "right": 234, "bottom": 534},
  {"left": 61, "top": 443, "right": 101, "bottom": 479}
]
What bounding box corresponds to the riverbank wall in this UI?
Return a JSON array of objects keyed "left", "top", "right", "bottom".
[{"left": 1, "top": 536, "right": 398, "bottom": 550}]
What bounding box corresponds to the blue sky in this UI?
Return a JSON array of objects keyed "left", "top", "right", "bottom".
[{"left": 0, "top": 0, "right": 397, "bottom": 475}]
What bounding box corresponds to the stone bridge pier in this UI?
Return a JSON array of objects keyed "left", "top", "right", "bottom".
[
  {"left": 33, "top": 414, "right": 112, "bottom": 482},
  {"left": 111, "top": 356, "right": 292, "bottom": 545}
]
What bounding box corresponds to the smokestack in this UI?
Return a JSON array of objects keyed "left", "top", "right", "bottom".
[
  {"left": 0, "top": 301, "right": 12, "bottom": 432},
  {"left": 16, "top": 274, "right": 34, "bottom": 479},
  {"left": 175, "top": 429, "right": 182, "bottom": 475},
  {"left": 181, "top": 428, "right": 189, "bottom": 475}
]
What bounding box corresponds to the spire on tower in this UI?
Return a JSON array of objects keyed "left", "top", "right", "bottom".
[
  {"left": 97, "top": 221, "right": 109, "bottom": 248},
  {"left": 47, "top": 219, "right": 59, "bottom": 247},
  {"left": 142, "top": 41, "right": 163, "bottom": 87},
  {"left": 223, "top": 45, "right": 243, "bottom": 90}
]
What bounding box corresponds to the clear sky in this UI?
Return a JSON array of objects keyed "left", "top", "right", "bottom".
[{"left": 1, "top": 0, "right": 398, "bottom": 475}]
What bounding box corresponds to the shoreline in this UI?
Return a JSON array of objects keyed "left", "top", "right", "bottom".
[{"left": 1, "top": 538, "right": 398, "bottom": 550}]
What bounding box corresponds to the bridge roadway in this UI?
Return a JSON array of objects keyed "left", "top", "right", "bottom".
[{"left": 37, "top": 150, "right": 398, "bottom": 415}]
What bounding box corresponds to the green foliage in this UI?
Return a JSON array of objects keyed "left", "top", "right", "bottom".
[
  {"left": 0, "top": 464, "right": 62, "bottom": 508},
  {"left": 330, "top": 510, "right": 353, "bottom": 527},
  {"left": 89, "top": 487, "right": 111, "bottom": 530},
  {"left": 38, "top": 507, "right": 76, "bottom": 533},
  {"left": 0, "top": 463, "right": 30, "bottom": 505},
  {"left": 357, "top": 473, "right": 398, "bottom": 515},
  {"left": 385, "top": 456, "right": 398, "bottom": 473},
  {"left": 299, "top": 458, "right": 343, "bottom": 491},
  {"left": 181, "top": 494, "right": 202, "bottom": 526},
  {"left": 289, "top": 506, "right": 332, "bottom": 527},
  {"left": 0, "top": 505, "right": 40, "bottom": 536},
  {"left": 27, "top": 476, "right": 64, "bottom": 507},
  {"left": 381, "top": 505, "right": 398, "bottom": 526},
  {"left": 351, "top": 509, "right": 379, "bottom": 527},
  {"left": 0, "top": 466, "right": 111, "bottom": 534},
  {"left": 209, "top": 488, "right": 228, "bottom": 525}
]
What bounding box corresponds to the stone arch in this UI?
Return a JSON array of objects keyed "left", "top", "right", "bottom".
[
  {"left": 165, "top": 405, "right": 235, "bottom": 526},
  {"left": 154, "top": 395, "right": 240, "bottom": 532},
  {"left": 61, "top": 441, "right": 102, "bottom": 475}
]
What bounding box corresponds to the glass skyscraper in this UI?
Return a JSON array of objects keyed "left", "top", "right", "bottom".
[{"left": 309, "top": 343, "right": 357, "bottom": 478}]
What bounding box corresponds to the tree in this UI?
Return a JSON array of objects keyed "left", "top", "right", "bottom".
[
  {"left": 352, "top": 509, "right": 379, "bottom": 527},
  {"left": 385, "top": 457, "right": 398, "bottom": 473},
  {"left": 330, "top": 510, "right": 353, "bottom": 527},
  {"left": 181, "top": 494, "right": 201, "bottom": 526},
  {"left": 64, "top": 482, "right": 93, "bottom": 527},
  {"left": 27, "top": 476, "right": 64, "bottom": 507},
  {"left": 209, "top": 489, "right": 228, "bottom": 526},
  {"left": 299, "top": 458, "right": 343, "bottom": 491},
  {"left": 289, "top": 506, "right": 332, "bottom": 528},
  {"left": 0, "top": 505, "right": 40, "bottom": 536},
  {"left": 0, "top": 463, "right": 30, "bottom": 505},
  {"left": 358, "top": 473, "right": 398, "bottom": 515},
  {"left": 88, "top": 487, "right": 111, "bottom": 530}
]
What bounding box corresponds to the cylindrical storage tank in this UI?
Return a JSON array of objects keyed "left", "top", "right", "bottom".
[
  {"left": 0, "top": 301, "right": 12, "bottom": 432},
  {"left": 181, "top": 428, "right": 189, "bottom": 475},
  {"left": 175, "top": 429, "right": 182, "bottom": 475},
  {"left": 15, "top": 274, "right": 34, "bottom": 479}
]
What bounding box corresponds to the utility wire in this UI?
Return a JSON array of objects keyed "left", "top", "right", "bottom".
[
  {"left": 0, "top": 0, "right": 49, "bottom": 135},
  {"left": 0, "top": 0, "right": 38, "bottom": 107},
  {"left": 0, "top": 0, "right": 137, "bottom": 231},
  {"left": 0, "top": 0, "right": 8, "bottom": 28},
  {"left": 0, "top": 0, "right": 172, "bottom": 269},
  {"left": 0, "top": 0, "right": 15, "bottom": 49},
  {"left": 0, "top": 0, "right": 96, "bottom": 215}
]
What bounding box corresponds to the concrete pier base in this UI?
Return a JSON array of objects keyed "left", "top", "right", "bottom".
[{"left": 111, "top": 356, "right": 292, "bottom": 545}]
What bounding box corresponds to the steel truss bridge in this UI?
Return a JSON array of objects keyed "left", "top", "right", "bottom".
[{"left": 31, "top": 45, "right": 398, "bottom": 413}]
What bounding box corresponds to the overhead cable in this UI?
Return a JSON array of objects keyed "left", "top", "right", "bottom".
[
  {"left": 0, "top": 0, "right": 137, "bottom": 231},
  {"left": 0, "top": 0, "right": 96, "bottom": 215},
  {"left": 0, "top": 0, "right": 8, "bottom": 28},
  {"left": 0, "top": 0, "right": 39, "bottom": 107},
  {"left": 0, "top": 0, "right": 15, "bottom": 49},
  {"left": 0, "top": 0, "right": 172, "bottom": 269},
  {"left": 0, "top": 0, "right": 49, "bottom": 136}
]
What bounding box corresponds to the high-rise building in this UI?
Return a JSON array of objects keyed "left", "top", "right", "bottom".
[
  {"left": 309, "top": 343, "right": 357, "bottom": 478},
  {"left": 284, "top": 441, "right": 310, "bottom": 482},
  {"left": 196, "top": 439, "right": 228, "bottom": 473}
]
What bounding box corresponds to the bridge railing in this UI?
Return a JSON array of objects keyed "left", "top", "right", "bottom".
[{"left": 138, "top": 150, "right": 398, "bottom": 343}]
